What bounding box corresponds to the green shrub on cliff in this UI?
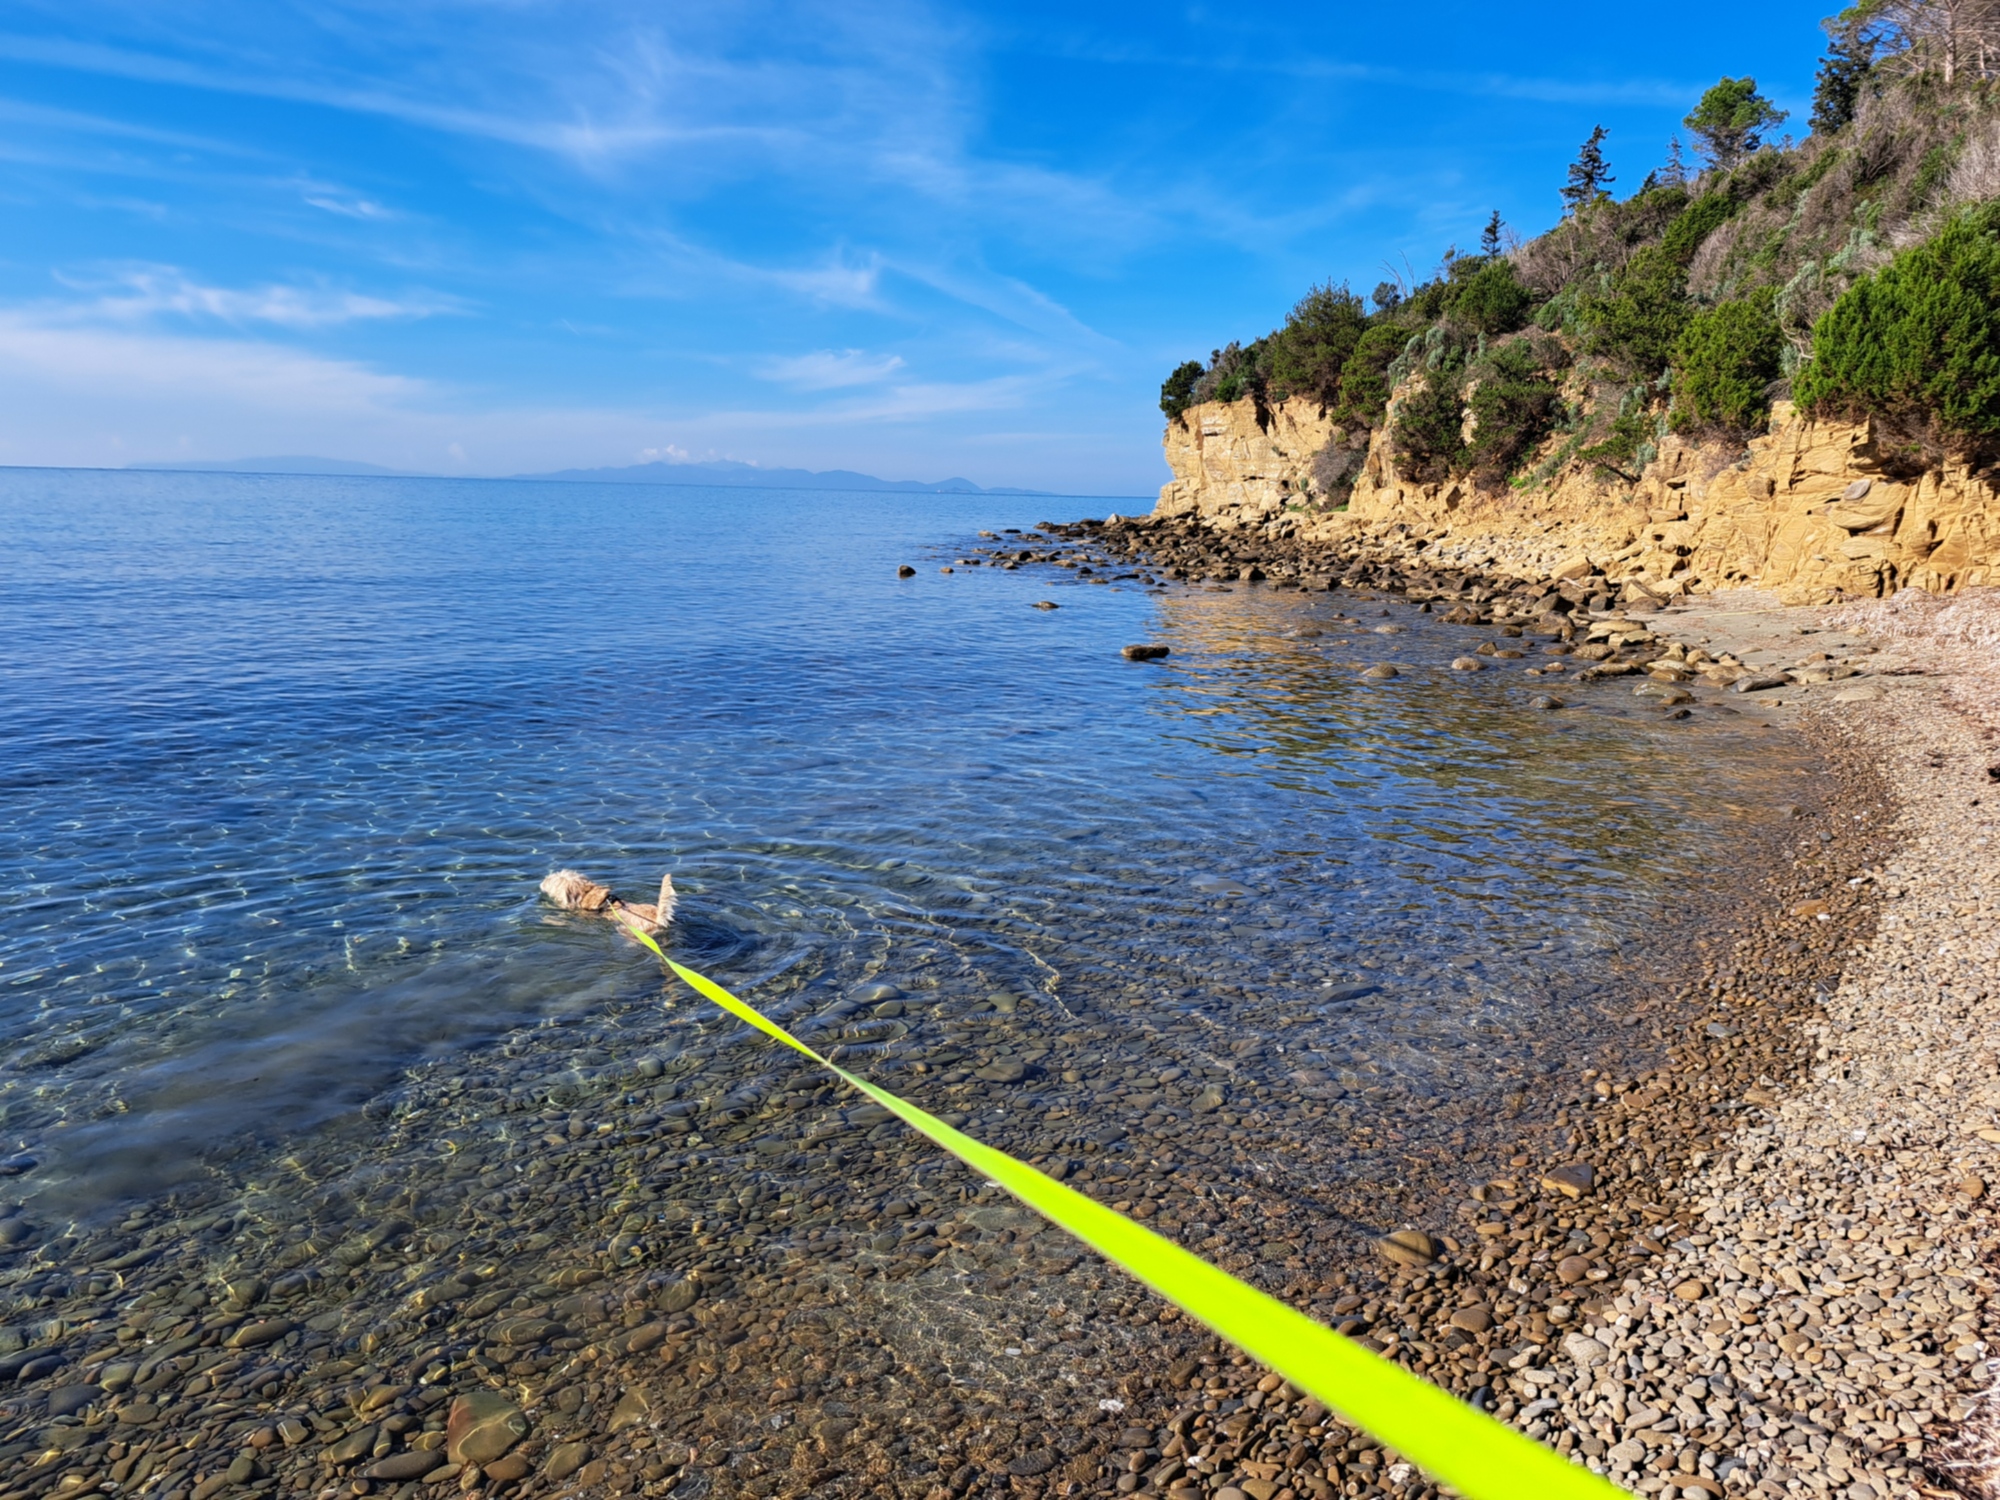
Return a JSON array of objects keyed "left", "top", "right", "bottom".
[
  {"left": 1466, "top": 338, "right": 1569, "bottom": 480},
  {"left": 1390, "top": 351, "right": 1469, "bottom": 483},
  {"left": 1671, "top": 292, "right": 1782, "bottom": 436},
  {"left": 1191, "top": 339, "right": 1270, "bottom": 409},
  {"left": 1580, "top": 193, "right": 1741, "bottom": 377},
  {"left": 1446, "top": 258, "right": 1535, "bottom": 335},
  {"left": 1579, "top": 406, "right": 1658, "bottom": 481},
  {"left": 1580, "top": 245, "right": 1693, "bottom": 377},
  {"left": 1795, "top": 202, "right": 2000, "bottom": 464},
  {"left": 1266, "top": 283, "right": 1369, "bottom": 407},
  {"left": 1660, "top": 190, "right": 1738, "bottom": 257},
  {"left": 1160, "top": 360, "right": 1204, "bottom": 421},
  {"left": 1333, "top": 322, "right": 1415, "bottom": 426}
]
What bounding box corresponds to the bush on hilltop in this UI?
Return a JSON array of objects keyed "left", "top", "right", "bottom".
[
  {"left": 1163, "top": 2, "right": 2000, "bottom": 495},
  {"left": 1266, "top": 283, "right": 1369, "bottom": 407}
]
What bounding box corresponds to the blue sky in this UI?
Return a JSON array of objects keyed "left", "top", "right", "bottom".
[{"left": 0, "top": 1, "right": 1830, "bottom": 495}]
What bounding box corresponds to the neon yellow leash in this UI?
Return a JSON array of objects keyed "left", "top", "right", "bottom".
[{"left": 627, "top": 931, "right": 1621, "bottom": 1500}]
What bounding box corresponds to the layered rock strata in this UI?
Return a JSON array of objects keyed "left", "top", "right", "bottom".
[{"left": 1159, "top": 397, "right": 2000, "bottom": 605}]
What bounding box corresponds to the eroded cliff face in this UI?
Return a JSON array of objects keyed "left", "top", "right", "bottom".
[
  {"left": 1157, "top": 396, "right": 2000, "bottom": 602},
  {"left": 1157, "top": 398, "right": 1335, "bottom": 523}
]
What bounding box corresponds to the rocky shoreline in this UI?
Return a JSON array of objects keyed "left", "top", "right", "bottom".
[
  {"left": 1, "top": 518, "right": 1994, "bottom": 1500},
  {"left": 959, "top": 515, "right": 2000, "bottom": 1500}
]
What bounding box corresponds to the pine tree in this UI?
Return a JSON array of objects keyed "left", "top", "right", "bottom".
[
  {"left": 1663, "top": 135, "right": 1689, "bottom": 187},
  {"left": 1684, "top": 78, "right": 1788, "bottom": 170},
  {"left": 1811, "top": 19, "right": 1875, "bottom": 135},
  {"left": 1561, "top": 127, "right": 1613, "bottom": 215},
  {"left": 1480, "top": 211, "right": 1505, "bottom": 259}
]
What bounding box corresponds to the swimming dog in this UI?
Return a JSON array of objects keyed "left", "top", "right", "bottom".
[{"left": 539, "top": 869, "right": 677, "bottom": 936}]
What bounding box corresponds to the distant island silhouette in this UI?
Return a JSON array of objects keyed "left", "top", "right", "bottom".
[{"left": 130, "top": 454, "right": 1055, "bottom": 495}]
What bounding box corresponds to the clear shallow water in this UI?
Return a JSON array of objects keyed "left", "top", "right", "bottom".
[{"left": 0, "top": 468, "right": 1815, "bottom": 1219}]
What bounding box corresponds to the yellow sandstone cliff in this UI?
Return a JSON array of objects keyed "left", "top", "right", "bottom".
[{"left": 1157, "top": 396, "right": 2000, "bottom": 603}]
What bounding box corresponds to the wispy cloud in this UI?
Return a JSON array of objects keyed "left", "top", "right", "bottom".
[
  {"left": 1015, "top": 24, "right": 1705, "bottom": 109},
  {"left": 765, "top": 252, "right": 886, "bottom": 309},
  {"left": 0, "top": 313, "right": 432, "bottom": 412},
  {"left": 758, "top": 348, "right": 905, "bottom": 389},
  {"left": 297, "top": 185, "right": 395, "bottom": 221},
  {"left": 50, "top": 265, "right": 458, "bottom": 328},
  {"left": 0, "top": 91, "right": 263, "bottom": 155}
]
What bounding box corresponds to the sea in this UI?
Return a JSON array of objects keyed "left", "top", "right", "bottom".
[{"left": 0, "top": 467, "right": 1815, "bottom": 1482}]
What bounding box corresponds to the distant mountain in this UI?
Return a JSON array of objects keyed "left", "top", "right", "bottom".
[
  {"left": 124, "top": 453, "right": 1062, "bottom": 494},
  {"left": 131, "top": 455, "right": 414, "bottom": 477},
  {"left": 517, "top": 458, "right": 1051, "bottom": 495}
]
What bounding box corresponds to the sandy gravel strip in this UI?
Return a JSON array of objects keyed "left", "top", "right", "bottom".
[{"left": 1524, "top": 592, "right": 2000, "bottom": 1500}]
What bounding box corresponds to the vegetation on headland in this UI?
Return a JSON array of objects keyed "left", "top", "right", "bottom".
[{"left": 1161, "top": 0, "right": 2000, "bottom": 502}]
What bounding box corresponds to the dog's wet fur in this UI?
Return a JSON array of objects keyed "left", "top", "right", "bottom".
[{"left": 540, "top": 869, "right": 676, "bottom": 935}]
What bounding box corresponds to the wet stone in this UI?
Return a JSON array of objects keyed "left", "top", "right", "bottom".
[
  {"left": 365, "top": 1450, "right": 443, "bottom": 1481},
  {"left": 1375, "top": 1230, "right": 1437, "bottom": 1267},
  {"left": 493, "top": 1316, "right": 564, "bottom": 1346},
  {"left": 228, "top": 1317, "right": 292, "bottom": 1348},
  {"left": 607, "top": 1389, "right": 651, "bottom": 1433},
  {"left": 446, "top": 1391, "right": 528, "bottom": 1466},
  {"left": 326, "top": 1426, "right": 379, "bottom": 1465},
  {"left": 545, "top": 1442, "right": 591, "bottom": 1483},
  {"left": 47, "top": 1385, "right": 96, "bottom": 1417},
  {"left": 656, "top": 1276, "right": 701, "bottom": 1314}
]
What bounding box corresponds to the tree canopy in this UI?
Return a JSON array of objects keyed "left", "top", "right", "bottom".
[{"left": 1683, "top": 77, "right": 1788, "bottom": 168}]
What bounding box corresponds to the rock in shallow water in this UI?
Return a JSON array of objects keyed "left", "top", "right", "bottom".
[
  {"left": 364, "top": 1451, "right": 443, "bottom": 1481},
  {"left": 46, "top": 1385, "right": 95, "bottom": 1417},
  {"left": 446, "top": 1391, "right": 528, "bottom": 1466},
  {"left": 1121, "top": 643, "right": 1170, "bottom": 661}
]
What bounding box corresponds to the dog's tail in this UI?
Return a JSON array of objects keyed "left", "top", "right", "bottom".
[{"left": 655, "top": 872, "right": 678, "bottom": 926}]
